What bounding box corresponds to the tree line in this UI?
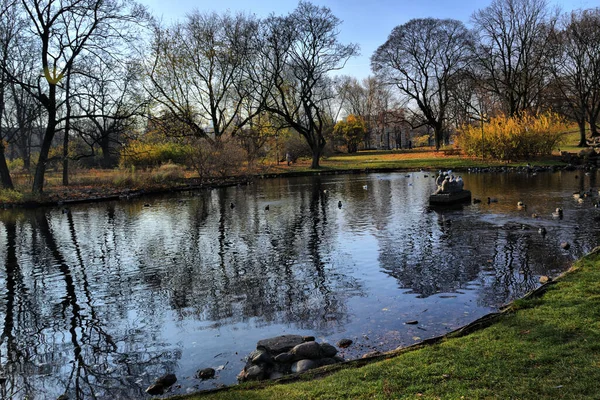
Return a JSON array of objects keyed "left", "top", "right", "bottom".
[{"left": 0, "top": 0, "right": 598, "bottom": 194}]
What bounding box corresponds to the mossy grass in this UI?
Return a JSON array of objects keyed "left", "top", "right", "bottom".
[{"left": 174, "top": 249, "right": 600, "bottom": 399}]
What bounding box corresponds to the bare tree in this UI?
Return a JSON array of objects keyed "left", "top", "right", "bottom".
[
  {"left": 472, "top": 0, "right": 557, "bottom": 117},
  {"left": 0, "top": 0, "right": 23, "bottom": 188},
  {"left": 548, "top": 8, "right": 600, "bottom": 145},
  {"left": 0, "top": 0, "right": 147, "bottom": 194},
  {"left": 372, "top": 18, "right": 472, "bottom": 150},
  {"left": 70, "top": 58, "right": 145, "bottom": 168},
  {"left": 146, "top": 11, "right": 261, "bottom": 142},
  {"left": 257, "top": 1, "right": 359, "bottom": 168}
]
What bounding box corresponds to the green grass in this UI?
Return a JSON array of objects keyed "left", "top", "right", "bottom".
[{"left": 175, "top": 250, "right": 600, "bottom": 400}]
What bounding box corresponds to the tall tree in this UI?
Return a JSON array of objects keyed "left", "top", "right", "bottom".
[
  {"left": 472, "top": 0, "right": 557, "bottom": 116},
  {"left": 147, "top": 11, "right": 261, "bottom": 141},
  {"left": 548, "top": 8, "right": 600, "bottom": 145},
  {"left": 1, "top": 0, "right": 146, "bottom": 194},
  {"left": 371, "top": 18, "right": 472, "bottom": 150},
  {"left": 258, "top": 1, "right": 359, "bottom": 168},
  {"left": 0, "top": 0, "right": 22, "bottom": 189}
]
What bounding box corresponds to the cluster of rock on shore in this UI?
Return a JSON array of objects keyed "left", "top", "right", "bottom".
[
  {"left": 142, "top": 334, "right": 355, "bottom": 395},
  {"left": 237, "top": 334, "right": 351, "bottom": 382}
]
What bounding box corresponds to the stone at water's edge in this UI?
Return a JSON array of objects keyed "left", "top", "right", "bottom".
[
  {"left": 291, "top": 359, "right": 319, "bottom": 373},
  {"left": 337, "top": 338, "right": 353, "bottom": 348},
  {"left": 196, "top": 368, "right": 216, "bottom": 380},
  {"left": 257, "top": 335, "right": 305, "bottom": 355},
  {"left": 290, "top": 341, "right": 322, "bottom": 360},
  {"left": 320, "top": 343, "right": 338, "bottom": 358},
  {"left": 274, "top": 352, "right": 294, "bottom": 363},
  {"left": 145, "top": 373, "right": 177, "bottom": 395},
  {"left": 251, "top": 350, "right": 274, "bottom": 365}
]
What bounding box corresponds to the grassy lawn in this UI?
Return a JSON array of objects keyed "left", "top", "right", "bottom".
[{"left": 174, "top": 249, "right": 600, "bottom": 400}]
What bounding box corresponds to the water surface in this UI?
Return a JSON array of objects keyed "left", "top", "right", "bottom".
[{"left": 1, "top": 170, "right": 599, "bottom": 398}]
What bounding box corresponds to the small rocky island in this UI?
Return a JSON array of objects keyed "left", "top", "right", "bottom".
[
  {"left": 429, "top": 172, "right": 471, "bottom": 205},
  {"left": 237, "top": 335, "right": 346, "bottom": 382}
]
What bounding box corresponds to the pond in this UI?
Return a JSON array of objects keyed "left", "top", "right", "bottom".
[{"left": 1, "top": 169, "right": 600, "bottom": 399}]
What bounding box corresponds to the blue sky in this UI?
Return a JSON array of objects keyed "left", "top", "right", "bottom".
[{"left": 139, "top": 0, "right": 595, "bottom": 79}]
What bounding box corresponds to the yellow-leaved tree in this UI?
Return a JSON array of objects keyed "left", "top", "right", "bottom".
[
  {"left": 333, "top": 114, "right": 367, "bottom": 153},
  {"left": 456, "top": 111, "right": 566, "bottom": 160}
]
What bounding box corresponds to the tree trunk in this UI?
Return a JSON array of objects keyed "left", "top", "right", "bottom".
[
  {"left": 310, "top": 141, "right": 322, "bottom": 169},
  {"left": 100, "top": 134, "right": 112, "bottom": 168},
  {"left": 590, "top": 115, "right": 599, "bottom": 137},
  {"left": 62, "top": 72, "right": 72, "bottom": 186},
  {"left": 0, "top": 143, "right": 13, "bottom": 189},
  {"left": 434, "top": 126, "right": 442, "bottom": 151},
  {"left": 32, "top": 111, "right": 57, "bottom": 194},
  {"left": 577, "top": 119, "right": 587, "bottom": 147}
]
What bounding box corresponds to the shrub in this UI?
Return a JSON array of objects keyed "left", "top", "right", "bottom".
[
  {"left": 456, "top": 111, "right": 566, "bottom": 160},
  {"left": 150, "top": 162, "right": 186, "bottom": 183},
  {"left": 189, "top": 135, "right": 247, "bottom": 179},
  {"left": 120, "top": 141, "right": 193, "bottom": 168}
]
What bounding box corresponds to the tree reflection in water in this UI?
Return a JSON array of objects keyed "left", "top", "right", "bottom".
[{"left": 0, "top": 171, "right": 599, "bottom": 398}]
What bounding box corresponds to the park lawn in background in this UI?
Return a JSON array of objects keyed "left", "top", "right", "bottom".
[{"left": 173, "top": 249, "right": 600, "bottom": 400}]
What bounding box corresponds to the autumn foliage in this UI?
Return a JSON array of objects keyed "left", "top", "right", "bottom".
[
  {"left": 456, "top": 112, "right": 566, "bottom": 160},
  {"left": 334, "top": 114, "right": 367, "bottom": 153}
]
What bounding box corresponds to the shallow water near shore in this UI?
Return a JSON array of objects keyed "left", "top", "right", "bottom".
[{"left": 1, "top": 170, "right": 600, "bottom": 399}]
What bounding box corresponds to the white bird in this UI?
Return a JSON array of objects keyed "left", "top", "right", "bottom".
[{"left": 363, "top": 185, "right": 368, "bottom": 190}]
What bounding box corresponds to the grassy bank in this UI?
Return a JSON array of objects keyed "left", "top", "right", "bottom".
[{"left": 175, "top": 249, "right": 600, "bottom": 400}]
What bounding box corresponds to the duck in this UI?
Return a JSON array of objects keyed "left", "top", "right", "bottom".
[
  {"left": 473, "top": 198, "right": 482, "bottom": 204},
  {"left": 265, "top": 204, "right": 270, "bottom": 211},
  {"left": 539, "top": 227, "right": 547, "bottom": 235},
  {"left": 517, "top": 201, "right": 526, "bottom": 210},
  {"left": 487, "top": 197, "right": 498, "bottom": 204},
  {"left": 552, "top": 208, "right": 563, "bottom": 219},
  {"left": 230, "top": 202, "right": 235, "bottom": 209},
  {"left": 338, "top": 200, "right": 343, "bottom": 208},
  {"left": 363, "top": 185, "right": 368, "bottom": 190}
]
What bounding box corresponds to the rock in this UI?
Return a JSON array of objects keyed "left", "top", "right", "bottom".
[
  {"left": 290, "top": 341, "right": 322, "bottom": 360},
  {"left": 155, "top": 373, "right": 177, "bottom": 387},
  {"left": 319, "top": 343, "right": 338, "bottom": 357},
  {"left": 333, "top": 355, "right": 345, "bottom": 363},
  {"left": 539, "top": 275, "right": 551, "bottom": 284},
  {"left": 145, "top": 384, "right": 164, "bottom": 395},
  {"left": 405, "top": 320, "right": 419, "bottom": 325},
  {"left": 302, "top": 335, "right": 316, "bottom": 342},
  {"left": 291, "top": 359, "right": 319, "bottom": 374},
  {"left": 196, "top": 368, "right": 215, "bottom": 380},
  {"left": 319, "top": 357, "right": 338, "bottom": 366},
  {"left": 362, "top": 351, "right": 382, "bottom": 358},
  {"left": 239, "top": 365, "right": 264, "bottom": 381},
  {"left": 274, "top": 352, "right": 294, "bottom": 364},
  {"left": 336, "top": 338, "right": 353, "bottom": 348},
  {"left": 560, "top": 242, "right": 571, "bottom": 250},
  {"left": 251, "top": 350, "right": 274, "bottom": 365},
  {"left": 268, "top": 371, "right": 284, "bottom": 380},
  {"left": 257, "top": 335, "right": 304, "bottom": 355},
  {"left": 57, "top": 396, "right": 69, "bottom": 400}
]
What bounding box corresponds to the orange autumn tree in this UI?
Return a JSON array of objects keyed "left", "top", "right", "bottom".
[{"left": 334, "top": 114, "right": 367, "bottom": 153}]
